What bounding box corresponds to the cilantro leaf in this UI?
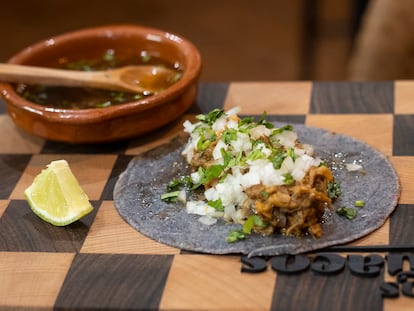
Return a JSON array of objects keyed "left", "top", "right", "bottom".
[
  {"left": 161, "top": 191, "right": 180, "bottom": 202},
  {"left": 336, "top": 206, "right": 357, "bottom": 220},
  {"left": 222, "top": 128, "right": 238, "bottom": 144},
  {"left": 196, "top": 109, "right": 224, "bottom": 125},
  {"left": 226, "top": 230, "right": 246, "bottom": 243},
  {"left": 208, "top": 198, "right": 224, "bottom": 211},
  {"left": 271, "top": 125, "right": 293, "bottom": 136},
  {"left": 327, "top": 182, "right": 341, "bottom": 200}
]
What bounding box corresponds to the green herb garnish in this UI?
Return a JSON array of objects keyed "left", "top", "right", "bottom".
[
  {"left": 226, "top": 230, "right": 246, "bottom": 243},
  {"left": 95, "top": 101, "right": 112, "bottom": 108},
  {"left": 166, "top": 176, "right": 192, "bottom": 192},
  {"left": 243, "top": 215, "right": 267, "bottom": 234},
  {"left": 287, "top": 147, "right": 297, "bottom": 161},
  {"left": 354, "top": 200, "right": 365, "bottom": 207},
  {"left": 271, "top": 125, "right": 293, "bottom": 136},
  {"left": 246, "top": 149, "right": 266, "bottom": 162},
  {"left": 327, "top": 181, "right": 341, "bottom": 200},
  {"left": 192, "top": 165, "right": 224, "bottom": 189},
  {"left": 261, "top": 191, "right": 269, "bottom": 199},
  {"left": 283, "top": 173, "right": 295, "bottom": 185},
  {"left": 208, "top": 198, "right": 224, "bottom": 211},
  {"left": 269, "top": 149, "right": 287, "bottom": 169},
  {"left": 196, "top": 109, "right": 224, "bottom": 125},
  {"left": 222, "top": 128, "right": 238, "bottom": 144},
  {"left": 141, "top": 54, "right": 152, "bottom": 63},
  {"left": 103, "top": 50, "right": 115, "bottom": 62},
  {"left": 239, "top": 116, "right": 254, "bottom": 126},
  {"left": 226, "top": 215, "right": 268, "bottom": 243},
  {"left": 257, "top": 112, "right": 274, "bottom": 129},
  {"left": 161, "top": 191, "right": 180, "bottom": 202},
  {"left": 336, "top": 206, "right": 357, "bottom": 220}
]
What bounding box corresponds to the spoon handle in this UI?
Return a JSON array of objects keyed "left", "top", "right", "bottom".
[{"left": 0, "top": 63, "right": 141, "bottom": 92}]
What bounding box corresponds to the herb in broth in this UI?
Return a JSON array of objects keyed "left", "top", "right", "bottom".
[{"left": 17, "top": 50, "right": 182, "bottom": 109}]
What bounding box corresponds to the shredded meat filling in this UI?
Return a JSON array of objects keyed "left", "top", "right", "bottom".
[{"left": 243, "top": 165, "right": 334, "bottom": 238}]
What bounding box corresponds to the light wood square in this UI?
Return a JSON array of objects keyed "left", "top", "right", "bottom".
[
  {"left": 306, "top": 114, "right": 393, "bottom": 156},
  {"left": 224, "top": 82, "right": 311, "bottom": 114},
  {"left": 81, "top": 201, "right": 180, "bottom": 254},
  {"left": 395, "top": 80, "right": 414, "bottom": 114},
  {"left": 126, "top": 113, "right": 194, "bottom": 155},
  {"left": 10, "top": 154, "right": 117, "bottom": 200},
  {"left": 348, "top": 219, "right": 390, "bottom": 247},
  {"left": 0, "top": 200, "right": 8, "bottom": 218},
  {"left": 160, "top": 254, "right": 276, "bottom": 310},
  {"left": 0, "top": 252, "right": 74, "bottom": 308},
  {"left": 389, "top": 156, "right": 414, "bottom": 204},
  {"left": 0, "top": 115, "right": 44, "bottom": 154}
]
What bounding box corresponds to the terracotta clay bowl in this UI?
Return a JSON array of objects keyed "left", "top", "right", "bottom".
[{"left": 0, "top": 24, "right": 201, "bottom": 143}]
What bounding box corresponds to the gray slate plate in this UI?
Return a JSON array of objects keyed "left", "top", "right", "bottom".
[{"left": 113, "top": 123, "right": 400, "bottom": 257}]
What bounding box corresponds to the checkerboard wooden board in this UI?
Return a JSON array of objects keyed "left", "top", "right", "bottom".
[{"left": 1, "top": 81, "right": 413, "bottom": 310}]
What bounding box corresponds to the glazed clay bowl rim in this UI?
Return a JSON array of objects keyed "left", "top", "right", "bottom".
[{"left": 0, "top": 24, "right": 201, "bottom": 124}]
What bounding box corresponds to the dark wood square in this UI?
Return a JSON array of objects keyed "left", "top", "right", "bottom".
[
  {"left": 0, "top": 200, "right": 99, "bottom": 252},
  {"left": 393, "top": 114, "right": 414, "bottom": 156},
  {"left": 0, "top": 154, "right": 32, "bottom": 199},
  {"left": 55, "top": 253, "right": 173, "bottom": 310},
  {"left": 310, "top": 81, "right": 394, "bottom": 114}
]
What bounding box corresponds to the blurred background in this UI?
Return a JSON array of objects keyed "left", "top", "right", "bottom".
[{"left": 0, "top": 0, "right": 412, "bottom": 82}]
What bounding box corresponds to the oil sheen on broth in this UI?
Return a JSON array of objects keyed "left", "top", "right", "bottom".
[{"left": 16, "top": 49, "right": 182, "bottom": 109}]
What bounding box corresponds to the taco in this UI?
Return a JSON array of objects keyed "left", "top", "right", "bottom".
[{"left": 113, "top": 108, "right": 400, "bottom": 256}]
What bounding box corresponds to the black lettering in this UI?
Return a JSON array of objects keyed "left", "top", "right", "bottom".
[
  {"left": 241, "top": 256, "right": 267, "bottom": 273},
  {"left": 397, "top": 271, "right": 414, "bottom": 297},
  {"left": 380, "top": 282, "right": 400, "bottom": 298},
  {"left": 402, "top": 282, "right": 414, "bottom": 297},
  {"left": 270, "top": 255, "right": 310, "bottom": 274},
  {"left": 311, "top": 253, "right": 346, "bottom": 275},
  {"left": 386, "top": 253, "right": 414, "bottom": 276},
  {"left": 348, "top": 255, "right": 384, "bottom": 277}
]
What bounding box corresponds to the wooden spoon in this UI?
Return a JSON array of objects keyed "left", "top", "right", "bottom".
[{"left": 0, "top": 63, "right": 180, "bottom": 93}]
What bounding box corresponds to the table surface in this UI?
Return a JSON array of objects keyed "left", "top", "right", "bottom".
[{"left": 0, "top": 81, "right": 413, "bottom": 310}]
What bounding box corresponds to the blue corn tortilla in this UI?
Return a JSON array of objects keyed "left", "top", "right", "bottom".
[{"left": 113, "top": 123, "right": 400, "bottom": 257}]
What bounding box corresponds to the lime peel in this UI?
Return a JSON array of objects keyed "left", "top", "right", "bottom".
[{"left": 24, "top": 159, "right": 93, "bottom": 226}]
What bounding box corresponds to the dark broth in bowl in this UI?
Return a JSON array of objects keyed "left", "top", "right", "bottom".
[{"left": 16, "top": 49, "right": 182, "bottom": 109}]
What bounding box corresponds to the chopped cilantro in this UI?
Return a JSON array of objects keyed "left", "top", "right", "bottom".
[
  {"left": 192, "top": 165, "right": 224, "bottom": 189},
  {"left": 196, "top": 128, "right": 216, "bottom": 151},
  {"left": 271, "top": 125, "right": 293, "bottom": 136},
  {"left": 141, "top": 54, "right": 152, "bottom": 63},
  {"left": 103, "top": 50, "right": 115, "bottom": 62},
  {"left": 226, "top": 215, "right": 268, "bottom": 243},
  {"left": 354, "top": 200, "right": 365, "bottom": 207},
  {"left": 208, "top": 198, "right": 224, "bottom": 211},
  {"left": 283, "top": 173, "right": 295, "bottom": 185},
  {"left": 261, "top": 191, "right": 269, "bottom": 199},
  {"left": 269, "top": 149, "right": 287, "bottom": 169},
  {"left": 287, "top": 147, "right": 297, "bottom": 161},
  {"left": 220, "top": 148, "right": 232, "bottom": 168},
  {"left": 161, "top": 191, "right": 180, "bottom": 202},
  {"left": 222, "top": 128, "right": 238, "bottom": 144},
  {"left": 243, "top": 215, "right": 267, "bottom": 234},
  {"left": 197, "top": 137, "right": 211, "bottom": 151},
  {"left": 226, "top": 230, "right": 246, "bottom": 243},
  {"left": 336, "top": 206, "right": 357, "bottom": 220},
  {"left": 167, "top": 176, "right": 192, "bottom": 191},
  {"left": 95, "top": 101, "right": 111, "bottom": 108},
  {"left": 246, "top": 149, "right": 266, "bottom": 161},
  {"left": 327, "top": 181, "right": 341, "bottom": 200},
  {"left": 196, "top": 109, "right": 224, "bottom": 125},
  {"left": 239, "top": 116, "right": 254, "bottom": 126},
  {"left": 257, "top": 112, "right": 274, "bottom": 129}
]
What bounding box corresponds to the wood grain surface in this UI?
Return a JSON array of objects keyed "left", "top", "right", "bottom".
[{"left": 0, "top": 81, "right": 413, "bottom": 310}]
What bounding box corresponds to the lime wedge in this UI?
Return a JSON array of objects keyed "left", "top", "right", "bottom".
[{"left": 24, "top": 159, "right": 93, "bottom": 226}]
